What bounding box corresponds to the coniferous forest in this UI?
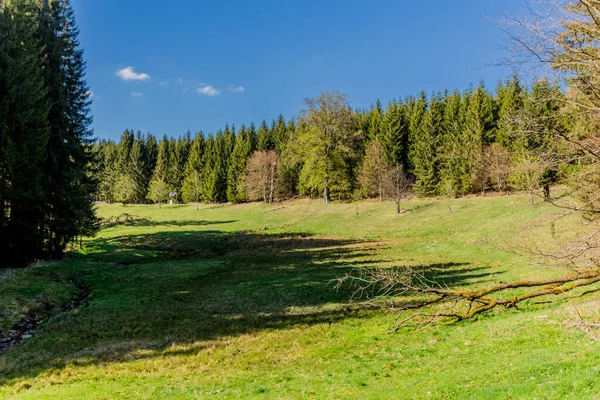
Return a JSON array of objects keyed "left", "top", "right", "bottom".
[
  {"left": 94, "top": 77, "right": 564, "bottom": 207},
  {"left": 0, "top": 0, "right": 96, "bottom": 268},
  {"left": 0, "top": 0, "right": 574, "bottom": 269}
]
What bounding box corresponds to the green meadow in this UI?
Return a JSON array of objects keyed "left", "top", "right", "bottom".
[{"left": 2, "top": 195, "right": 600, "bottom": 399}]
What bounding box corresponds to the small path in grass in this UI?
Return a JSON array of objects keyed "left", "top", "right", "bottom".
[{"left": 0, "top": 280, "right": 89, "bottom": 356}]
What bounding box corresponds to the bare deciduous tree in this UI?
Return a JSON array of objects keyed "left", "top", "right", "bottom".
[
  {"left": 336, "top": 1, "right": 600, "bottom": 328},
  {"left": 358, "top": 140, "right": 390, "bottom": 201},
  {"left": 386, "top": 164, "right": 412, "bottom": 214},
  {"left": 242, "top": 150, "right": 279, "bottom": 203},
  {"left": 486, "top": 144, "right": 512, "bottom": 192}
]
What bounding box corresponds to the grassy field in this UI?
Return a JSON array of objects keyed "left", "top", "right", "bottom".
[{"left": 2, "top": 195, "right": 600, "bottom": 399}]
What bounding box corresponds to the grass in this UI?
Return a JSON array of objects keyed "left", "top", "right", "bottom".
[{"left": 1, "top": 194, "right": 600, "bottom": 399}]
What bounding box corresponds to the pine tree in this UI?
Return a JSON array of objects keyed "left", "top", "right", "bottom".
[
  {"left": 368, "top": 100, "right": 384, "bottom": 141},
  {"left": 227, "top": 125, "right": 252, "bottom": 202},
  {"left": 0, "top": 0, "right": 50, "bottom": 266},
  {"left": 273, "top": 114, "right": 288, "bottom": 153},
  {"left": 463, "top": 83, "right": 496, "bottom": 192},
  {"left": 412, "top": 94, "right": 443, "bottom": 196},
  {"left": 496, "top": 74, "right": 525, "bottom": 149},
  {"left": 437, "top": 90, "right": 467, "bottom": 194},
  {"left": 147, "top": 135, "right": 171, "bottom": 204},
  {"left": 144, "top": 133, "right": 158, "bottom": 181},
  {"left": 407, "top": 92, "right": 428, "bottom": 175},
  {"left": 98, "top": 141, "right": 118, "bottom": 202},
  {"left": 38, "top": 0, "right": 97, "bottom": 258},
  {"left": 128, "top": 137, "right": 146, "bottom": 202},
  {"left": 199, "top": 136, "right": 219, "bottom": 202},
  {"left": 116, "top": 129, "right": 134, "bottom": 176},
  {"left": 168, "top": 134, "right": 190, "bottom": 202},
  {"left": 255, "top": 120, "right": 273, "bottom": 151},
  {"left": 380, "top": 100, "right": 408, "bottom": 166},
  {"left": 182, "top": 133, "right": 204, "bottom": 207}
]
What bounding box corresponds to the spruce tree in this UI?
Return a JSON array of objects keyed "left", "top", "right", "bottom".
[
  {"left": 182, "top": 133, "right": 205, "bottom": 207},
  {"left": 38, "top": 0, "right": 97, "bottom": 258},
  {"left": 412, "top": 94, "right": 443, "bottom": 196},
  {"left": 496, "top": 74, "right": 525, "bottom": 149},
  {"left": 128, "top": 137, "right": 147, "bottom": 203},
  {"left": 147, "top": 135, "right": 171, "bottom": 204},
  {"left": 380, "top": 100, "right": 408, "bottom": 166},
  {"left": 437, "top": 90, "right": 467, "bottom": 194},
  {"left": 168, "top": 135, "right": 190, "bottom": 202},
  {"left": 407, "top": 92, "right": 428, "bottom": 175},
  {"left": 0, "top": 0, "right": 50, "bottom": 266},
  {"left": 368, "top": 100, "right": 384, "bottom": 141},
  {"left": 199, "top": 136, "right": 219, "bottom": 202},
  {"left": 273, "top": 114, "right": 288, "bottom": 153},
  {"left": 144, "top": 133, "right": 158, "bottom": 182},
  {"left": 255, "top": 120, "right": 273, "bottom": 151},
  {"left": 227, "top": 125, "right": 252, "bottom": 202},
  {"left": 463, "top": 83, "right": 496, "bottom": 192}
]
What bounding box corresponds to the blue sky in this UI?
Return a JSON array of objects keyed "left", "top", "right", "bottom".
[{"left": 72, "top": 0, "right": 528, "bottom": 141}]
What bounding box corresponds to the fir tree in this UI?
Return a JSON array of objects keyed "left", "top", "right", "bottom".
[
  {"left": 0, "top": 0, "right": 50, "bottom": 266},
  {"left": 227, "top": 125, "right": 252, "bottom": 202},
  {"left": 182, "top": 133, "right": 204, "bottom": 207},
  {"left": 147, "top": 135, "right": 171, "bottom": 204},
  {"left": 199, "top": 136, "right": 220, "bottom": 202},
  {"left": 255, "top": 120, "right": 273, "bottom": 151},
  {"left": 380, "top": 100, "right": 408, "bottom": 166},
  {"left": 412, "top": 94, "right": 443, "bottom": 196},
  {"left": 407, "top": 92, "right": 428, "bottom": 175},
  {"left": 38, "top": 0, "right": 97, "bottom": 258}
]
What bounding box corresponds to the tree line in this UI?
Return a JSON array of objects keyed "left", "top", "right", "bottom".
[
  {"left": 95, "top": 75, "right": 565, "bottom": 207},
  {"left": 1, "top": 0, "right": 96, "bottom": 268}
]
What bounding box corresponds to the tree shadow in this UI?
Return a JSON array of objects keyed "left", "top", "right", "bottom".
[{"left": 0, "top": 227, "right": 501, "bottom": 384}]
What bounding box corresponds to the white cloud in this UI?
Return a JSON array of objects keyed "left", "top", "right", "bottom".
[
  {"left": 197, "top": 85, "right": 220, "bottom": 96},
  {"left": 228, "top": 85, "right": 245, "bottom": 93},
  {"left": 116, "top": 66, "right": 150, "bottom": 81},
  {"left": 157, "top": 80, "right": 169, "bottom": 87},
  {"left": 85, "top": 90, "right": 95, "bottom": 99},
  {"left": 130, "top": 92, "right": 144, "bottom": 97},
  {"left": 176, "top": 78, "right": 184, "bottom": 85}
]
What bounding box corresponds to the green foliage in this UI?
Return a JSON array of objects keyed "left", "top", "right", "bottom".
[
  {"left": 0, "top": 0, "right": 97, "bottom": 266},
  {"left": 412, "top": 94, "right": 443, "bottom": 196},
  {"left": 182, "top": 133, "right": 204, "bottom": 203},
  {"left": 380, "top": 100, "right": 409, "bottom": 166},
  {"left": 255, "top": 119, "right": 274, "bottom": 151},
  {"left": 114, "top": 174, "right": 137, "bottom": 205},
  {"left": 146, "top": 178, "right": 170, "bottom": 206},
  {"left": 296, "top": 91, "right": 360, "bottom": 203},
  {"left": 93, "top": 80, "right": 570, "bottom": 208},
  {"left": 227, "top": 126, "right": 252, "bottom": 203}
]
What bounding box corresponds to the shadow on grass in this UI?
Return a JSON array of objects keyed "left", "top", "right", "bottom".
[
  {"left": 100, "top": 218, "right": 238, "bottom": 230},
  {"left": 0, "top": 227, "right": 499, "bottom": 384}
]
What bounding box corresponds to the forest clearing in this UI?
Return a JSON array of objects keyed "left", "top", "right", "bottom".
[{"left": 2, "top": 195, "right": 600, "bottom": 399}]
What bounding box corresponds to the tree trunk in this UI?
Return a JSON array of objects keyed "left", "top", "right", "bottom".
[
  {"left": 269, "top": 163, "right": 275, "bottom": 204},
  {"left": 396, "top": 200, "right": 401, "bottom": 214},
  {"left": 323, "top": 177, "right": 330, "bottom": 204}
]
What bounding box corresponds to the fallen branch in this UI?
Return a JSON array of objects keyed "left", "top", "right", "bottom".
[
  {"left": 261, "top": 207, "right": 285, "bottom": 214},
  {"left": 333, "top": 267, "right": 600, "bottom": 329}
]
